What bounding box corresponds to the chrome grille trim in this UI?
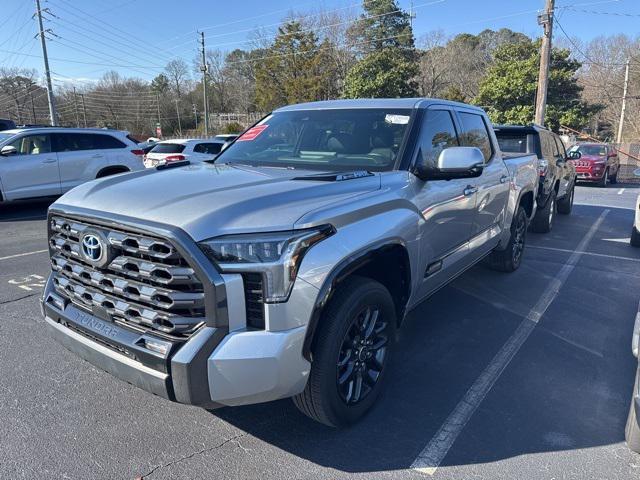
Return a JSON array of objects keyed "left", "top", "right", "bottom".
[{"left": 49, "top": 215, "right": 205, "bottom": 339}]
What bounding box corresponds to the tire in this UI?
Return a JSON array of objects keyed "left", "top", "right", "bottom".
[
  {"left": 485, "top": 205, "right": 527, "bottom": 273},
  {"left": 631, "top": 227, "right": 640, "bottom": 247},
  {"left": 610, "top": 170, "right": 618, "bottom": 185},
  {"left": 530, "top": 190, "right": 556, "bottom": 233},
  {"left": 557, "top": 185, "right": 574, "bottom": 215},
  {"left": 625, "top": 370, "right": 640, "bottom": 453},
  {"left": 293, "top": 276, "right": 397, "bottom": 427},
  {"left": 597, "top": 168, "right": 609, "bottom": 188}
]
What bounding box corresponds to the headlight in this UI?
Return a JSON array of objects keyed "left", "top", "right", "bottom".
[{"left": 199, "top": 226, "right": 334, "bottom": 302}]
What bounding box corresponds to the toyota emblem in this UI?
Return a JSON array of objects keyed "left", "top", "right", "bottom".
[{"left": 80, "top": 232, "right": 105, "bottom": 264}]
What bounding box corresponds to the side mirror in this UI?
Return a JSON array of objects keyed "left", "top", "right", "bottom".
[
  {"left": 414, "top": 146, "right": 485, "bottom": 180},
  {"left": 0, "top": 145, "right": 17, "bottom": 156},
  {"left": 567, "top": 150, "right": 581, "bottom": 160}
]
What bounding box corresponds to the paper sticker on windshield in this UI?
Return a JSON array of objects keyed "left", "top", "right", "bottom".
[
  {"left": 238, "top": 124, "right": 268, "bottom": 141},
  {"left": 385, "top": 114, "right": 409, "bottom": 125}
]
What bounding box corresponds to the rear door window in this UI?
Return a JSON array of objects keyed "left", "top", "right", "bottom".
[
  {"left": 458, "top": 112, "right": 493, "bottom": 162},
  {"left": 539, "top": 132, "right": 556, "bottom": 160},
  {"left": 150, "top": 143, "right": 185, "bottom": 154},
  {"left": 53, "top": 133, "right": 96, "bottom": 152}
]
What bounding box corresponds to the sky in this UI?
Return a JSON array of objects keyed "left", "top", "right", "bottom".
[{"left": 0, "top": 0, "right": 637, "bottom": 86}]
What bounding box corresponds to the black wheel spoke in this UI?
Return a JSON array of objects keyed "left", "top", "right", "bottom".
[
  {"left": 338, "top": 348, "right": 352, "bottom": 367},
  {"left": 352, "top": 371, "right": 363, "bottom": 403},
  {"left": 363, "top": 309, "right": 379, "bottom": 339},
  {"left": 338, "top": 361, "right": 355, "bottom": 385}
]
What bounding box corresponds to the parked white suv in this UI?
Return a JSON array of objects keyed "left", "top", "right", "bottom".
[
  {"left": 0, "top": 128, "right": 144, "bottom": 203},
  {"left": 144, "top": 138, "right": 227, "bottom": 167}
]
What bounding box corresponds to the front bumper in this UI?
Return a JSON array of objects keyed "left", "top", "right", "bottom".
[
  {"left": 575, "top": 168, "right": 605, "bottom": 181},
  {"left": 43, "top": 274, "right": 312, "bottom": 408}
]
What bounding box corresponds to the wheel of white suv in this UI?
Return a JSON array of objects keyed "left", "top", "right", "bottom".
[
  {"left": 485, "top": 205, "right": 527, "bottom": 272},
  {"left": 631, "top": 227, "right": 640, "bottom": 247},
  {"left": 625, "top": 370, "right": 640, "bottom": 453},
  {"left": 530, "top": 191, "right": 556, "bottom": 233},
  {"left": 557, "top": 185, "right": 574, "bottom": 215},
  {"left": 293, "top": 276, "right": 396, "bottom": 427}
]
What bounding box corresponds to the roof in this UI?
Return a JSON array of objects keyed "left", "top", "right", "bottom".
[
  {"left": 493, "top": 124, "right": 550, "bottom": 133},
  {"left": 274, "top": 98, "right": 485, "bottom": 112},
  {"left": 158, "top": 138, "right": 224, "bottom": 145},
  {"left": 0, "top": 127, "right": 129, "bottom": 135}
]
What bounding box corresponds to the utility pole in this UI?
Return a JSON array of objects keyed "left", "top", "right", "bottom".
[
  {"left": 616, "top": 59, "right": 630, "bottom": 144},
  {"left": 27, "top": 86, "right": 37, "bottom": 124},
  {"left": 156, "top": 93, "right": 162, "bottom": 137},
  {"left": 199, "top": 32, "right": 209, "bottom": 136},
  {"left": 534, "top": 0, "right": 554, "bottom": 126},
  {"left": 72, "top": 86, "right": 80, "bottom": 127},
  {"left": 79, "top": 93, "right": 87, "bottom": 127},
  {"left": 192, "top": 103, "right": 198, "bottom": 130},
  {"left": 35, "top": 0, "right": 57, "bottom": 126},
  {"left": 409, "top": 0, "right": 416, "bottom": 30},
  {"left": 175, "top": 98, "right": 182, "bottom": 136}
]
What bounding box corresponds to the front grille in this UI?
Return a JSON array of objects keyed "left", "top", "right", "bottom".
[
  {"left": 242, "top": 273, "right": 265, "bottom": 329},
  {"left": 49, "top": 215, "right": 205, "bottom": 339}
]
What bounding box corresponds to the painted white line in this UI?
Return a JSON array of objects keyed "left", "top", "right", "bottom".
[
  {"left": 410, "top": 209, "right": 609, "bottom": 476},
  {"left": 618, "top": 188, "right": 625, "bottom": 195},
  {"left": 527, "top": 244, "right": 640, "bottom": 263},
  {"left": 0, "top": 249, "right": 48, "bottom": 262}
]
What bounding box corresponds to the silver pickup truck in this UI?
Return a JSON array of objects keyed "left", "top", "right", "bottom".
[{"left": 42, "top": 99, "right": 538, "bottom": 427}]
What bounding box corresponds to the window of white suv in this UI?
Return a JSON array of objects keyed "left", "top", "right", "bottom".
[
  {"left": 193, "top": 142, "right": 223, "bottom": 155},
  {"left": 150, "top": 143, "right": 186, "bottom": 154}
]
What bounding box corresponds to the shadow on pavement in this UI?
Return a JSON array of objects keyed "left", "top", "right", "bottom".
[
  {"left": 0, "top": 198, "right": 56, "bottom": 222},
  {"left": 210, "top": 204, "right": 638, "bottom": 474}
]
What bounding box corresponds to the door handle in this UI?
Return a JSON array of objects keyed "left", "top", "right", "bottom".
[
  {"left": 42, "top": 158, "right": 57, "bottom": 163},
  {"left": 463, "top": 185, "right": 478, "bottom": 196},
  {"left": 91, "top": 154, "right": 103, "bottom": 158},
  {"left": 500, "top": 175, "right": 509, "bottom": 183}
]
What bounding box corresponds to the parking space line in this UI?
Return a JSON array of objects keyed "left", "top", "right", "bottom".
[
  {"left": 618, "top": 188, "right": 625, "bottom": 195},
  {"left": 410, "top": 209, "right": 609, "bottom": 476},
  {"left": 527, "top": 245, "right": 640, "bottom": 263},
  {"left": 0, "top": 249, "right": 48, "bottom": 262}
]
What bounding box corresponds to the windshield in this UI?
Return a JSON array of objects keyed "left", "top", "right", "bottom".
[
  {"left": 572, "top": 144, "right": 606, "bottom": 156},
  {"left": 215, "top": 108, "right": 413, "bottom": 171},
  {"left": 150, "top": 143, "right": 185, "bottom": 154}
]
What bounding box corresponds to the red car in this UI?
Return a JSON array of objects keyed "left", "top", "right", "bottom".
[{"left": 569, "top": 143, "right": 620, "bottom": 187}]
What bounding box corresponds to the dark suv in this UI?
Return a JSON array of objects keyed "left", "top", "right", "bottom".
[
  {"left": 495, "top": 124, "right": 577, "bottom": 233},
  {"left": 0, "top": 119, "right": 16, "bottom": 131}
]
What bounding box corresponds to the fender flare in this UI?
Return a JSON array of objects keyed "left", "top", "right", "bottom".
[{"left": 301, "top": 239, "right": 411, "bottom": 362}]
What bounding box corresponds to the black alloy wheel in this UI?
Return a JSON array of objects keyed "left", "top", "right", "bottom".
[{"left": 337, "top": 306, "right": 389, "bottom": 405}]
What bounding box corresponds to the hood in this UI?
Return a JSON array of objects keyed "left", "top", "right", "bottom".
[{"left": 54, "top": 163, "right": 381, "bottom": 241}]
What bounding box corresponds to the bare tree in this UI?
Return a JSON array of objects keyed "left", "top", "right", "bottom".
[{"left": 165, "top": 59, "right": 191, "bottom": 98}]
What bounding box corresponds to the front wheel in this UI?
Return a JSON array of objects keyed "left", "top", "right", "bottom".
[
  {"left": 625, "top": 370, "right": 640, "bottom": 453},
  {"left": 485, "top": 205, "right": 527, "bottom": 273},
  {"left": 597, "top": 168, "right": 609, "bottom": 188},
  {"left": 293, "top": 276, "right": 397, "bottom": 427}
]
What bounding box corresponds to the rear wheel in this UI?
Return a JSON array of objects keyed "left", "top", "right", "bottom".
[
  {"left": 530, "top": 191, "right": 556, "bottom": 233},
  {"left": 485, "top": 205, "right": 527, "bottom": 272},
  {"left": 557, "top": 185, "right": 574, "bottom": 215},
  {"left": 610, "top": 169, "right": 618, "bottom": 184},
  {"left": 631, "top": 227, "right": 640, "bottom": 247},
  {"left": 293, "top": 276, "right": 396, "bottom": 427},
  {"left": 625, "top": 370, "right": 640, "bottom": 453}
]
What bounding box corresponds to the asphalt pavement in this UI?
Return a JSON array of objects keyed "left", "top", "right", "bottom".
[{"left": 1, "top": 185, "right": 639, "bottom": 480}]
